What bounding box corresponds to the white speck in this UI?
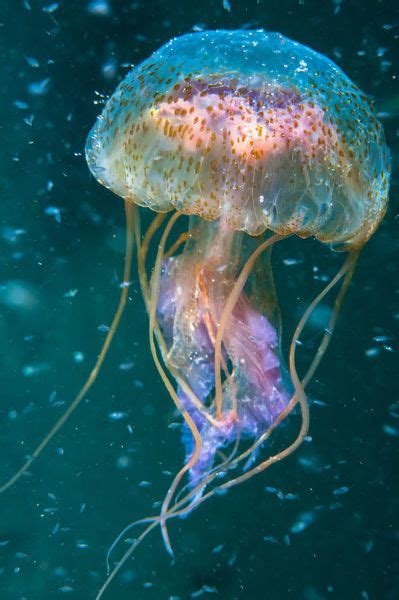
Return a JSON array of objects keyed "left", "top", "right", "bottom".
[
  {"left": 290, "top": 511, "right": 316, "bottom": 534},
  {"left": 22, "top": 362, "right": 50, "bottom": 377},
  {"left": 0, "top": 280, "right": 39, "bottom": 311},
  {"left": 333, "top": 47, "right": 342, "bottom": 59},
  {"left": 222, "top": 0, "right": 231, "bottom": 11},
  {"left": 263, "top": 535, "right": 279, "bottom": 544},
  {"left": 119, "top": 361, "right": 134, "bottom": 371},
  {"left": 313, "top": 399, "right": 328, "bottom": 407},
  {"left": 297, "top": 59, "right": 308, "bottom": 72},
  {"left": 102, "top": 57, "right": 118, "bottom": 80},
  {"left": 333, "top": 0, "right": 342, "bottom": 14},
  {"left": 14, "top": 100, "right": 29, "bottom": 110},
  {"left": 73, "top": 351, "right": 84, "bottom": 363},
  {"left": 191, "top": 586, "right": 218, "bottom": 598},
  {"left": 87, "top": 0, "right": 111, "bottom": 15},
  {"left": 365, "top": 347, "right": 379, "bottom": 358},
  {"left": 228, "top": 552, "right": 237, "bottom": 566},
  {"left": 388, "top": 401, "right": 399, "bottom": 419},
  {"left": 98, "top": 324, "right": 110, "bottom": 333},
  {"left": 283, "top": 258, "right": 303, "bottom": 266},
  {"left": 116, "top": 455, "right": 131, "bottom": 469},
  {"left": 28, "top": 78, "right": 51, "bottom": 96},
  {"left": 2, "top": 227, "right": 26, "bottom": 243},
  {"left": 373, "top": 335, "right": 391, "bottom": 343},
  {"left": 333, "top": 486, "right": 349, "bottom": 496},
  {"left": 284, "top": 493, "right": 299, "bottom": 501},
  {"left": 44, "top": 206, "right": 61, "bottom": 223},
  {"left": 64, "top": 289, "right": 78, "bottom": 298},
  {"left": 42, "top": 2, "right": 59, "bottom": 12},
  {"left": 364, "top": 539, "right": 374, "bottom": 553},
  {"left": 25, "top": 56, "right": 40, "bottom": 68},
  {"left": 108, "top": 411, "right": 128, "bottom": 421},
  {"left": 52, "top": 522, "right": 60, "bottom": 535},
  {"left": 383, "top": 344, "right": 394, "bottom": 353},
  {"left": 383, "top": 424, "right": 399, "bottom": 437}
]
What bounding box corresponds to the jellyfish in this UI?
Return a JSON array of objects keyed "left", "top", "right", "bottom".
[{"left": 1, "top": 30, "right": 390, "bottom": 597}]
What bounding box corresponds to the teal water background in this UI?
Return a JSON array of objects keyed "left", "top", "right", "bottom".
[{"left": 0, "top": 1, "right": 398, "bottom": 598}]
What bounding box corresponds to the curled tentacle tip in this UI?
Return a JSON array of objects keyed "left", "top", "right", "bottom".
[
  {"left": 162, "top": 533, "right": 175, "bottom": 557},
  {"left": 163, "top": 536, "right": 175, "bottom": 557}
]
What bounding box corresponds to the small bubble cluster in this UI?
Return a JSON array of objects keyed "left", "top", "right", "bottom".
[{"left": 86, "top": 30, "right": 390, "bottom": 248}]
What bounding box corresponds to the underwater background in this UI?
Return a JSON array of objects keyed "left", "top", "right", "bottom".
[{"left": 0, "top": 1, "right": 398, "bottom": 598}]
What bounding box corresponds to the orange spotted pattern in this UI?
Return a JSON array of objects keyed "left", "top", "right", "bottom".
[{"left": 86, "top": 31, "right": 390, "bottom": 249}]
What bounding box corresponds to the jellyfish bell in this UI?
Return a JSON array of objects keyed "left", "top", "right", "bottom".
[
  {"left": 0, "top": 30, "right": 390, "bottom": 598},
  {"left": 86, "top": 29, "right": 389, "bottom": 248}
]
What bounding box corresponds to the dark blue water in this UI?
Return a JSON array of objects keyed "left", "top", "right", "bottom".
[{"left": 0, "top": 1, "right": 398, "bottom": 599}]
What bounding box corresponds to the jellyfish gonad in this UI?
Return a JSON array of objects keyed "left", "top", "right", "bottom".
[{"left": 0, "top": 30, "right": 390, "bottom": 596}]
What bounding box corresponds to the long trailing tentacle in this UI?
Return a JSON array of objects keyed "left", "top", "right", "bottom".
[
  {"left": 302, "top": 249, "right": 360, "bottom": 387},
  {"left": 97, "top": 521, "right": 159, "bottom": 600},
  {"left": 105, "top": 233, "right": 286, "bottom": 572},
  {"left": 101, "top": 246, "right": 360, "bottom": 595},
  {"left": 144, "top": 212, "right": 205, "bottom": 555},
  {"left": 120, "top": 249, "right": 360, "bottom": 526},
  {"left": 0, "top": 197, "right": 136, "bottom": 494},
  {"left": 134, "top": 210, "right": 166, "bottom": 309}
]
